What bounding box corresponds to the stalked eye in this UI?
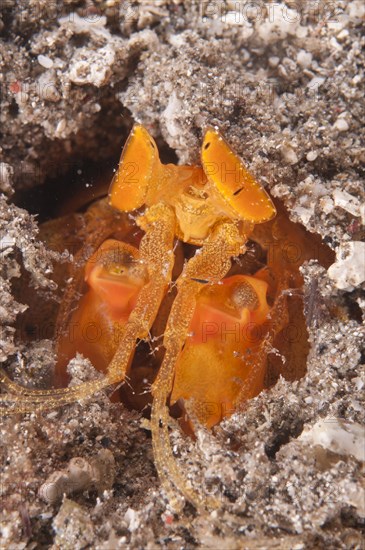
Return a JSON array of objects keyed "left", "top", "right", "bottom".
[
  {"left": 223, "top": 274, "right": 271, "bottom": 325},
  {"left": 230, "top": 281, "right": 259, "bottom": 311},
  {"left": 83, "top": 239, "right": 148, "bottom": 317}
]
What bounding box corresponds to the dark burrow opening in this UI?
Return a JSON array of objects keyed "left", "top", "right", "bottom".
[{"left": 12, "top": 129, "right": 179, "bottom": 223}]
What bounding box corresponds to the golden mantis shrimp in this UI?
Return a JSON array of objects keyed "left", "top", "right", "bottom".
[{"left": 2, "top": 124, "right": 330, "bottom": 510}]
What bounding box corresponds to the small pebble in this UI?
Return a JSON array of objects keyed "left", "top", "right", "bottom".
[
  {"left": 56, "top": 119, "right": 67, "bottom": 135},
  {"left": 306, "top": 151, "right": 317, "bottom": 162},
  {"left": 307, "top": 76, "right": 325, "bottom": 90},
  {"left": 320, "top": 196, "right": 334, "bottom": 215},
  {"left": 281, "top": 144, "right": 298, "bottom": 165},
  {"left": 337, "top": 29, "right": 349, "bottom": 40},
  {"left": 37, "top": 54, "right": 54, "bottom": 69},
  {"left": 269, "top": 56, "right": 280, "bottom": 68},
  {"left": 333, "top": 118, "right": 349, "bottom": 132},
  {"left": 296, "top": 49, "right": 312, "bottom": 69}
]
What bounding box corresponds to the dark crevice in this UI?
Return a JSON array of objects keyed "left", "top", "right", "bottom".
[
  {"left": 344, "top": 294, "right": 363, "bottom": 324},
  {"left": 12, "top": 121, "right": 178, "bottom": 222},
  {"left": 264, "top": 416, "right": 304, "bottom": 459}
]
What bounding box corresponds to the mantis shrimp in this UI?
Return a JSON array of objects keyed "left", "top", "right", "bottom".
[{"left": 1, "top": 124, "right": 327, "bottom": 510}]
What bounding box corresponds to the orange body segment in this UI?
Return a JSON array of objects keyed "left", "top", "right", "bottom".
[
  {"left": 57, "top": 239, "right": 148, "bottom": 383},
  {"left": 170, "top": 274, "right": 271, "bottom": 428}
]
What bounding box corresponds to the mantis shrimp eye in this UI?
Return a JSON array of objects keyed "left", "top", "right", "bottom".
[
  {"left": 230, "top": 281, "right": 260, "bottom": 311},
  {"left": 84, "top": 239, "right": 148, "bottom": 317},
  {"left": 227, "top": 276, "right": 271, "bottom": 325}
]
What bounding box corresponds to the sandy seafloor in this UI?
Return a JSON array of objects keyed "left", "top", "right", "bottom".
[{"left": 0, "top": 1, "right": 364, "bottom": 548}]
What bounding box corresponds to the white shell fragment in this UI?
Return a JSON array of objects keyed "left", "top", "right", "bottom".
[
  {"left": 327, "top": 241, "right": 365, "bottom": 291},
  {"left": 332, "top": 189, "right": 362, "bottom": 218},
  {"left": 299, "top": 419, "right": 365, "bottom": 463},
  {"left": 124, "top": 508, "right": 141, "bottom": 532},
  {"left": 68, "top": 46, "right": 115, "bottom": 87},
  {"left": 0, "top": 162, "right": 14, "bottom": 195},
  {"left": 39, "top": 449, "right": 115, "bottom": 504}
]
